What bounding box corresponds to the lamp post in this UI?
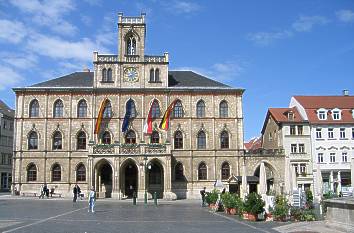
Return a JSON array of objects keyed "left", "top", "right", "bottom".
[{"left": 144, "top": 156, "right": 148, "bottom": 205}]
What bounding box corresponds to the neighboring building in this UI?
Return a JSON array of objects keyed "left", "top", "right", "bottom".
[
  {"left": 0, "top": 100, "right": 14, "bottom": 191},
  {"left": 12, "top": 13, "right": 245, "bottom": 199},
  {"left": 261, "top": 107, "right": 313, "bottom": 191},
  {"left": 290, "top": 94, "right": 354, "bottom": 195},
  {"left": 244, "top": 137, "right": 262, "bottom": 152}
]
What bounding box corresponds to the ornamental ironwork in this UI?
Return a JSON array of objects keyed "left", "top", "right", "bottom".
[{"left": 93, "top": 144, "right": 115, "bottom": 154}]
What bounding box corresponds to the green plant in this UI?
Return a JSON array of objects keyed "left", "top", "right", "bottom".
[
  {"left": 272, "top": 195, "right": 289, "bottom": 220},
  {"left": 305, "top": 189, "right": 314, "bottom": 209},
  {"left": 300, "top": 209, "right": 316, "bottom": 221},
  {"left": 290, "top": 207, "right": 302, "bottom": 221},
  {"left": 221, "top": 193, "right": 242, "bottom": 209},
  {"left": 205, "top": 189, "right": 219, "bottom": 205},
  {"left": 243, "top": 192, "right": 265, "bottom": 215}
]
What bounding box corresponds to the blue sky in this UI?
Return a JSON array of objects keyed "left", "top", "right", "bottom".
[{"left": 0, "top": 0, "right": 353, "bottom": 140}]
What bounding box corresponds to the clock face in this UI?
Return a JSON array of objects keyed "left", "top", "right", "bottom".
[{"left": 124, "top": 67, "right": 138, "bottom": 82}]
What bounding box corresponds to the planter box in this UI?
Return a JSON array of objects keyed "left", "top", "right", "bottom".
[
  {"left": 225, "top": 208, "right": 237, "bottom": 215},
  {"left": 247, "top": 213, "right": 257, "bottom": 221}
]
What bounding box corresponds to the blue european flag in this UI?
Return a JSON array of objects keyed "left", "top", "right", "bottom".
[{"left": 121, "top": 99, "right": 132, "bottom": 132}]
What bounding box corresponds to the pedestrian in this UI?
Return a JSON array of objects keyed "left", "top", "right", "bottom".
[
  {"left": 73, "top": 184, "right": 78, "bottom": 202},
  {"left": 39, "top": 184, "right": 44, "bottom": 199},
  {"left": 44, "top": 183, "right": 49, "bottom": 198},
  {"left": 77, "top": 185, "right": 82, "bottom": 200},
  {"left": 88, "top": 186, "right": 96, "bottom": 213},
  {"left": 200, "top": 187, "right": 206, "bottom": 207},
  {"left": 221, "top": 188, "right": 226, "bottom": 194}
]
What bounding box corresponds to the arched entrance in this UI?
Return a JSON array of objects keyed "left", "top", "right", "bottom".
[
  {"left": 96, "top": 160, "right": 113, "bottom": 198},
  {"left": 147, "top": 160, "right": 164, "bottom": 198},
  {"left": 254, "top": 162, "right": 275, "bottom": 195},
  {"left": 121, "top": 160, "right": 138, "bottom": 198}
]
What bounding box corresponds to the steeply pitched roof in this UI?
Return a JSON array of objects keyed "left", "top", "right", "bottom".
[
  {"left": 268, "top": 107, "right": 304, "bottom": 123},
  {"left": 244, "top": 137, "right": 262, "bottom": 151},
  {"left": 0, "top": 100, "right": 14, "bottom": 118},
  {"left": 26, "top": 70, "right": 232, "bottom": 89}
]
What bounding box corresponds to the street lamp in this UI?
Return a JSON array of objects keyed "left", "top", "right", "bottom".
[{"left": 144, "top": 156, "right": 152, "bottom": 204}]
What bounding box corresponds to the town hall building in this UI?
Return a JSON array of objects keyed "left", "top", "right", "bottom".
[{"left": 12, "top": 13, "right": 246, "bottom": 199}]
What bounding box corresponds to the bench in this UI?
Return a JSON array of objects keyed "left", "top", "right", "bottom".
[
  {"left": 22, "top": 192, "right": 38, "bottom": 197},
  {"left": 50, "top": 193, "right": 62, "bottom": 198}
]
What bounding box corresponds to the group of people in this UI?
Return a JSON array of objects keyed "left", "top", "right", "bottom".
[
  {"left": 72, "top": 184, "right": 96, "bottom": 213},
  {"left": 39, "top": 184, "right": 51, "bottom": 198}
]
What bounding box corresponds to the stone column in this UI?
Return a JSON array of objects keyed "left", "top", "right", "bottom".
[
  {"left": 351, "top": 158, "right": 354, "bottom": 190},
  {"left": 111, "top": 158, "right": 120, "bottom": 199},
  {"left": 163, "top": 156, "right": 177, "bottom": 200},
  {"left": 330, "top": 171, "right": 334, "bottom": 192}
]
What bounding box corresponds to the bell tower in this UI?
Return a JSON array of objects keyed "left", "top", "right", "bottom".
[{"left": 118, "top": 12, "right": 146, "bottom": 62}]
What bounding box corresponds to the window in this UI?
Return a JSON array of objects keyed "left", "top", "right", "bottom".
[
  {"left": 127, "top": 35, "right": 136, "bottom": 55},
  {"left": 196, "top": 100, "right": 205, "bottom": 118},
  {"left": 318, "top": 153, "right": 324, "bottom": 163},
  {"left": 27, "top": 163, "right": 37, "bottom": 181},
  {"left": 155, "top": 68, "right": 160, "bottom": 82},
  {"left": 332, "top": 109, "right": 341, "bottom": 120},
  {"left": 151, "top": 100, "right": 160, "bottom": 118},
  {"left": 127, "top": 99, "right": 136, "bottom": 118},
  {"left": 107, "top": 68, "right": 112, "bottom": 82},
  {"left": 290, "top": 126, "right": 296, "bottom": 135},
  {"left": 174, "top": 131, "right": 183, "bottom": 149},
  {"left": 317, "top": 109, "right": 327, "bottom": 120},
  {"left": 173, "top": 100, "right": 183, "bottom": 118},
  {"left": 297, "top": 125, "right": 303, "bottom": 135},
  {"left": 149, "top": 69, "right": 154, "bottom": 82},
  {"left": 103, "top": 101, "right": 112, "bottom": 118},
  {"left": 175, "top": 163, "right": 184, "bottom": 181},
  {"left": 52, "top": 164, "right": 61, "bottom": 182},
  {"left": 342, "top": 152, "right": 348, "bottom": 163},
  {"left": 151, "top": 131, "right": 159, "bottom": 144},
  {"left": 288, "top": 112, "right": 294, "bottom": 121},
  {"left": 316, "top": 128, "right": 322, "bottom": 139},
  {"left": 3, "top": 120, "right": 6, "bottom": 129},
  {"left": 102, "top": 131, "right": 111, "bottom": 145},
  {"left": 77, "top": 100, "right": 87, "bottom": 118},
  {"left": 294, "top": 165, "right": 299, "bottom": 175},
  {"left": 125, "top": 130, "right": 136, "bottom": 144},
  {"left": 76, "top": 164, "right": 86, "bottom": 182},
  {"left": 299, "top": 144, "right": 305, "bottom": 153},
  {"left": 300, "top": 164, "right": 306, "bottom": 174},
  {"left": 269, "top": 132, "right": 273, "bottom": 141},
  {"left": 77, "top": 131, "right": 86, "bottom": 150},
  {"left": 220, "top": 131, "right": 229, "bottom": 149},
  {"left": 291, "top": 144, "right": 297, "bottom": 153},
  {"left": 198, "top": 162, "right": 207, "bottom": 180},
  {"left": 352, "top": 128, "right": 354, "bottom": 139},
  {"left": 53, "top": 100, "right": 63, "bottom": 117},
  {"left": 340, "top": 128, "right": 346, "bottom": 139},
  {"left": 1, "top": 154, "right": 6, "bottom": 164},
  {"left": 52, "top": 131, "right": 62, "bottom": 150},
  {"left": 29, "top": 99, "right": 39, "bottom": 117},
  {"left": 219, "top": 101, "right": 228, "bottom": 118},
  {"left": 197, "top": 131, "right": 206, "bottom": 149},
  {"left": 328, "top": 128, "right": 334, "bottom": 139},
  {"left": 221, "top": 162, "right": 230, "bottom": 180},
  {"left": 102, "top": 68, "right": 107, "bottom": 82},
  {"left": 28, "top": 131, "right": 38, "bottom": 150},
  {"left": 330, "top": 153, "right": 336, "bottom": 163}
]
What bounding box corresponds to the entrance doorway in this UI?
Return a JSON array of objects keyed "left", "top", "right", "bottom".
[
  {"left": 97, "top": 162, "right": 112, "bottom": 198},
  {"left": 147, "top": 161, "right": 164, "bottom": 198},
  {"left": 121, "top": 160, "right": 138, "bottom": 198}
]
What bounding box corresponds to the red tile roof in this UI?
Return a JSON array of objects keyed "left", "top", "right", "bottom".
[
  {"left": 244, "top": 137, "right": 262, "bottom": 151},
  {"left": 268, "top": 107, "right": 304, "bottom": 123}
]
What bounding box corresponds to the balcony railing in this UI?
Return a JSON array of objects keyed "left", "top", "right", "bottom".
[
  {"left": 89, "top": 143, "right": 171, "bottom": 155},
  {"left": 97, "top": 55, "right": 118, "bottom": 63}
]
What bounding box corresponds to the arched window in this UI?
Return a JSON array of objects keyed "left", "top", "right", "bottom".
[
  {"left": 127, "top": 35, "right": 136, "bottom": 55},
  {"left": 149, "top": 68, "right": 154, "bottom": 82},
  {"left": 155, "top": 68, "right": 160, "bottom": 82},
  {"left": 27, "top": 163, "right": 37, "bottom": 181},
  {"left": 174, "top": 131, "right": 183, "bottom": 149},
  {"left": 28, "top": 131, "right": 38, "bottom": 150},
  {"left": 53, "top": 99, "right": 63, "bottom": 117},
  {"left": 173, "top": 100, "right": 183, "bottom": 118},
  {"left": 151, "top": 100, "right": 160, "bottom": 118},
  {"left": 103, "top": 101, "right": 112, "bottom": 118},
  {"left": 102, "top": 131, "right": 111, "bottom": 145},
  {"left": 107, "top": 68, "right": 112, "bottom": 82},
  {"left": 29, "top": 99, "right": 39, "bottom": 117},
  {"left": 52, "top": 131, "right": 62, "bottom": 150},
  {"left": 77, "top": 99, "right": 87, "bottom": 118},
  {"left": 125, "top": 130, "right": 136, "bottom": 144},
  {"left": 151, "top": 131, "right": 159, "bottom": 144},
  {"left": 102, "top": 68, "right": 107, "bottom": 82},
  {"left": 198, "top": 162, "right": 207, "bottom": 180},
  {"left": 219, "top": 100, "right": 228, "bottom": 118},
  {"left": 77, "top": 131, "right": 86, "bottom": 150},
  {"left": 127, "top": 99, "right": 136, "bottom": 118},
  {"left": 52, "top": 164, "right": 61, "bottom": 182},
  {"left": 220, "top": 131, "right": 229, "bottom": 149},
  {"left": 197, "top": 131, "right": 206, "bottom": 149},
  {"left": 196, "top": 100, "right": 205, "bottom": 118},
  {"left": 175, "top": 163, "right": 184, "bottom": 181},
  {"left": 76, "top": 163, "right": 86, "bottom": 182},
  {"left": 221, "top": 162, "right": 230, "bottom": 180}
]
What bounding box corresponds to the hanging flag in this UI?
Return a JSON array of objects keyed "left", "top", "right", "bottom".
[
  {"left": 94, "top": 98, "right": 109, "bottom": 134},
  {"left": 143, "top": 99, "right": 157, "bottom": 134},
  {"left": 159, "top": 99, "right": 177, "bottom": 131},
  {"left": 122, "top": 99, "right": 133, "bottom": 133}
]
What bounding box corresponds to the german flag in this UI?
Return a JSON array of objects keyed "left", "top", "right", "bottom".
[
  {"left": 159, "top": 99, "right": 177, "bottom": 131},
  {"left": 94, "top": 98, "right": 109, "bottom": 134}
]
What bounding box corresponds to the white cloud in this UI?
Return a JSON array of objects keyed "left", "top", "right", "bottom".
[
  {"left": 0, "top": 52, "right": 38, "bottom": 69},
  {"left": 247, "top": 30, "right": 293, "bottom": 46},
  {"left": 82, "top": 0, "right": 102, "bottom": 6},
  {"left": 167, "top": 1, "right": 201, "bottom": 14},
  {"left": 292, "top": 16, "right": 328, "bottom": 32},
  {"left": 336, "top": 9, "right": 354, "bottom": 23},
  {"left": 0, "top": 19, "right": 27, "bottom": 43},
  {"left": 81, "top": 15, "right": 92, "bottom": 26},
  {"left": 0, "top": 65, "right": 24, "bottom": 90}
]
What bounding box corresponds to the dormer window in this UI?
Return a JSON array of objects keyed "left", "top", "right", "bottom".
[
  {"left": 127, "top": 35, "right": 136, "bottom": 55},
  {"left": 352, "top": 109, "right": 354, "bottom": 119},
  {"left": 287, "top": 111, "right": 294, "bottom": 121},
  {"left": 332, "top": 108, "right": 341, "bottom": 120},
  {"left": 317, "top": 108, "right": 327, "bottom": 120}
]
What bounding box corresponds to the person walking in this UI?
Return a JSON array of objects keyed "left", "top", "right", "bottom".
[
  {"left": 200, "top": 187, "right": 207, "bottom": 207},
  {"left": 73, "top": 184, "right": 78, "bottom": 202},
  {"left": 39, "top": 184, "right": 44, "bottom": 199},
  {"left": 88, "top": 186, "right": 96, "bottom": 213},
  {"left": 43, "top": 183, "right": 49, "bottom": 198}
]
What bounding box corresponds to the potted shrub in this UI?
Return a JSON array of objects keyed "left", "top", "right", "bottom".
[
  {"left": 272, "top": 195, "right": 289, "bottom": 221},
  {"left": 222, "top": 193, "right": 241, "bottom": 215},
  {"left": 243, "top": 193, "right": 265, "bottom": 221},
  {"left": 206, "top": 189, "right": 219, "bottom": 210}
]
